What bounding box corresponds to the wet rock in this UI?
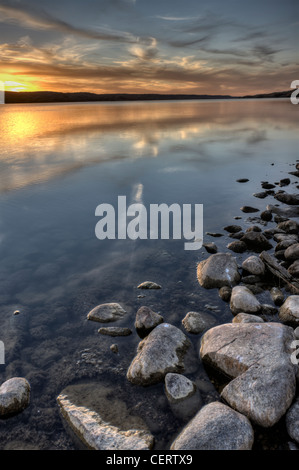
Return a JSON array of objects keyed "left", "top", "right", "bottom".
[
  {"left": 229, "top": 231, "right": 245, "bottom": 240},
  {"left": 260, "top": 304, "right": 278, "bottom": 315},
  {"left": 98, "top": 327, "right": 132, "bottom": 337},
  {"left": 241, "top": 275, "right": 262, "bottom": 285},
  {"left": 110, "top": 344, "right": 119, "bottom": 354},
  {"left": 260, "top": 210, "right": 272, "bottom": 222},
  {"left": 57, "top": 383, "right": 154, "bottom": 450},
  {"left": 137, "top": 281, "right": 161, "bottom": 289},
  {"left": 218, "top": 286, "right": 232, "bottom": 302},
  {"left": 164, "top": 373, "right": 202, "bottom": 421},
  {"left": 288, "top": 260, "right": 299, "bottom": 277},
  {"left": 135, "top": 306, "right": 163, "bottom": 338},
  {"left": 246, "top": 225, "right": 262, "bottom": 233},
  {"left": 277, "top": 220, "right": 299, "bottom": 234},
  {"left": 170, "top": 402, "right": 254, "bottom": 450},
  {"left": 242, "top": 256, "right": 265, "bottom": 276},
  {"left": 262, "top": 182, "right": 276, "bottom": 189},
  {"left": 236, "top": 179, "right": 249, "bottom": 183},
  {"left": 240, "top": 231, "right": 272, "bottom": 252},
  {"left": 253, "top": 192, "right": 268, "bottom": 199},
  {"left": 286, "top": 400, "right": 299, "bottom": 445},
  {"left": 203, "top": 242, "right": 218, "bottom": 254},
  {"left": 87, "top": 303, "right": 127, "bottom": 323},
  {"left": 232, "top": 313, "right": 264, "bottom": 323},
  {"left": 182, "top": 311, "right": 216, "bottom": 335},
  {"left": 275, "top": 239, "right": 297, "bottom": 252},
  {"left": 224, "top": 225, "right": 242, "bottom": 233},
  {"left": 197, "top": 253, "right": 240, "bottom": 289},
  {"left": 279, "top": 296, "right": 299, "bottom": 326},
  {"left": 205, "top": 232, "right": 223, "bottom": 237},
  {"left": 127, "top": 324, "right": 191, "bottom": 386},
  {"left": 230, "top": 286, "right": 261, "bottom": 315},
  {"left": 227, "top": 241, "right": 247, "bottom": 253},
  {"left": 200, "top": 323, "right": 297, "bottom": 427},
  {"left": 274, "top": 233, "right": 298, "bottom": 244},
  {"left": 0, "top": 377, "right": 31, "bottom": 417},
  {"left": 274, "top": 193, "right": 299, "bottom": 205},
  {"left": 279, "top": 178, "right": 291, "bottom": 187},
  {"left": 267, "top": 204, "right": 299, "bottom": 219},
  {"left": 285, "top": 244, "right": 299, "bottom": 261},
  {"left": 240, "top": 206, "right": 260, "bottom": 213},
  {"left": 270, "top": 287, "right": 285, "bottom": 306}
]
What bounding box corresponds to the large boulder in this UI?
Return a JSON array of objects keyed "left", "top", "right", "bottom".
[
  {"left": 57, "top": 383, "right": 154, "bottom": 450},
  {"left": 197, "top": 253, "right": 240, "bottom": 289},
  {"left": 230, "top": 286, "right": 261, "bottom": 315},
  {"left": 134, "top": 306, "right": 163, "bottom": 338},
  {"left": 200, "top": 323, "right": 297, "bottom": 427},
  {"left": 127, "top": 324, "right": 193, "bottom": 386},
  {"left": 170, "top": 401, "right": 254, "bottom": 450}
]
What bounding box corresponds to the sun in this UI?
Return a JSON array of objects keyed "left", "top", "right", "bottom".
[{"left": 4, "top": 80, "right": 38, "bottom": 92}]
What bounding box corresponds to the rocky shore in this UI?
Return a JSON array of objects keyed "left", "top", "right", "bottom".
[{"left": 2, "top": 161, "right": 299, "bottom": 450}]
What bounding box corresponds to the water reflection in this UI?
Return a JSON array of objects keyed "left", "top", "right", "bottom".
[{"left": 0, "top": 99, "right": 296, "bottom": 192}]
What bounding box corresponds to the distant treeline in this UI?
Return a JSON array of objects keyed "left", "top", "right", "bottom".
[{"left": 4, "top": 90, "right": 293, "bottom": 104}]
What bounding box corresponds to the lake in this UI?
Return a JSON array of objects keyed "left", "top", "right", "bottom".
[{"left": 0, "top": 98, "right": 298, "bottom": 449}]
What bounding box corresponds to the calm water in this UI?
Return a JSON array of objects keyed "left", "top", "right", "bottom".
[{"left": 0, "top": 98, "right": 298, "bottom": 449}]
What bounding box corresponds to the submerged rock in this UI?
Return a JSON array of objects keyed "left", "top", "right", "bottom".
[
  {"left": 135, "top": 306, "right": 164, "bottom": 338},
  {"left": 200, "top": 322, "right": 297, "bottom": 427},
  {"left": 203, "top": 242, "right": 218, "bottom": 254},
  {"left": 165, "top": 373, "right": 202, "bottom": 421},
  {"left": 240, "top": 232, "right": 272, "bottom": 252},
  {"left": 57, "top": 383, "right": 154, "bottom": 450},
  {"left": 0, "top": 377, "right": 31, "bottom": 417},
  {"left": 170, "top": 401, "right": 254, "bottom": 450},
  {"left": 223, "top": 225, "right": 242, "bottom": 233},
  {"left": 240, "top": 206, "right": 260, "bottom": 213},
  {"left": 127, "top": 323, "right": 192, "bottom": 386},
  {"left": 87, "top": 303, "right": 127, "bottom": 323},
  {"left": 197, "top": 253, "right": 240, "bottom": 289},
  {"left": 230, "top": 286, "right": 261, "bottom": 315},
  {"left": 137, "top": 281, "right": 161, "bottom": 289},
  {"left": 98, "top": 327, "right": 132, "bottom": 337}
]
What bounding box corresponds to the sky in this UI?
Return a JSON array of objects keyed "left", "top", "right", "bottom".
[{"left": 0, "top": 0, "right": 298, "bottom": 95}]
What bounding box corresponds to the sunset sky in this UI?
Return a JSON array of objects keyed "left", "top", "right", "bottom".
[{"left": 0, "top": 0, "right": 297, "bottom": 95}]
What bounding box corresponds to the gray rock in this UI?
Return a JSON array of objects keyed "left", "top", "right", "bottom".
[
  {"left": 137, "top": 281, "right": 161, "bottom": 289},
  {"left": 240, "top": 206, "right": 260, "bottom": 213},
  {"left": 285, "top": 244, "right": 299, "bottom": 261},
  {"left": 135, "top": 306, "right": 164, "bottom": 338},
  {"left": 232, "top": 313, "right": 264, "bottom": 323},
  {"left": 127, "top": 324, "right": 192, "bottom": 386},
  {"left": 223, "top": 225, "right": 242, "bottom": 233},
  {"left": 170, "top": 402, "right": 254, "bottom": 450},
  {"left": 253, "top": 192, "right": 268, "bottom": 199},
  {"left": 227, "top": 241, "right": 247, "bottom": 253},
  {"left": 274, "top": 233, "right": 298, "bottom": 244},
  {"left": 260, "top": 210, "right": 272, "bottom": 221},
  {"left": 0, "top": 377, "right": 31, "bottom": 417},
  {"left": 230, "top": 286, "right": 261, "bottom": 315},
  {"left": 279, "top": 296, "right": 299, "bottom": 326},
  {"left": 164, "top": 373, "right": 202, "bottom": 421},
  {"left": 270, "top": 287, "right": 285, "bottom": 306},
  {"left": 182, "top": 311, "right": 216, "bottom": 335},
  {"left": 242, "top": 256, "right": 265, "bottom": 276},
  {"left": 286, "top": 400, "right": 299, "bottom": 444},
  {"left": 197, "top": 253, "right": 240, "bottom": 289},
  {"left": 267, "top": 204, "right": 299, "bottom": 219},
  {"left": 240, "top": 231, "right": 272, "bottom": 252},
  {"left": 203, "top": 242, "right": 218, "bottom": 254},
  {"left": 218, "top": 286, "right": 232, "bottom": 302},
  {"left": 200, "top": 322, "right": 297, "bottom": 427},
  {"left": 288, "top": 260, "right": 299, "bottom": 277},
  {"left": 274, "top": 192, "right": 299, "bottom": 205},
  {"left": 87, "top": 303, "right": 127, "bottom": 323},
  {"left": 98, "top": 327, "right": 132, "bottom": 337},
  {"left": 57, "top": 383, "right": 154, "bottom": 450},
  {"left": 277, "top": 220, "right": 299, "bottom": 234}
]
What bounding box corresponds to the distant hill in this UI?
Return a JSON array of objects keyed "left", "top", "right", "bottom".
[{"left": 4, "top": 89, "right": 293, "bottom": 104}]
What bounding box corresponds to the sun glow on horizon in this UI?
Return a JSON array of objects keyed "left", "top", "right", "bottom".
[{"left": 0, "top": 76, "right": 40, "bottom": 92}]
